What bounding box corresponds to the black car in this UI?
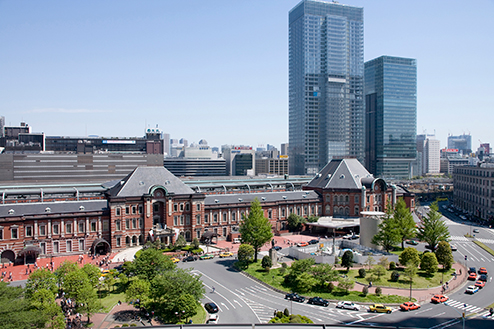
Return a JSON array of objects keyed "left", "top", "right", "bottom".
[
  {"left": 479, "top": 274, "right": 488, "bottom": 282},
  {"left": 468, "top": 267, "right": 476, "bottom": 274},
  {"left": 273, "top": 246, "right": 282, "bottom": 251},
  {"left": 204, "top": 302, "right": 219, "bottom": 313},
  {"left": 285, "top": 293, "right": 305, "bottom": 303},
  {"left": 308, "top": 297, "right": 329, "bottom": 307},
  {"left": 308, "top": 239, "right": 319, "bottom": 245},
  {"left": 183, "top": 255, "right": 196, "bottom": 262}
]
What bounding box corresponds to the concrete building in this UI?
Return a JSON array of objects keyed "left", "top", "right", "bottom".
[
  {"left": 448, "top": 134, "right": 472, "bottom": 155},
  {"left": 440, "top": 148, "right": 468, "bottom": 175},
  {"left": 255, "top": 158, "right": 289, "bottom": 176},
  {"left": 288, "top": 0, "right": 364, "bottom": 175},
  {"left": 222, "top": 146, "right": 255, "bottom": 176},
  {"left": 416, "top": 134, "right": 440, "bottom": 175}
]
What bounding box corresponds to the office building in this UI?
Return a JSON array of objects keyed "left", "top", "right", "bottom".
[
  {"left": 416, "top": 134, "right": 440, "bottom": 175},
  {"left": 365, "top": 56, "right": 417, "bottom": 179},
  {"left": 288, "top": 0, "right": 364, "bottom": 175},
  {"left": 448, "top": 134, "right": 472, "bottom": 155},
  {"left": 0, "top": 116, "right": 5, "bottom": 138},
  {"left": 222, "top": 146, "right": 255, "bottom": 176}
]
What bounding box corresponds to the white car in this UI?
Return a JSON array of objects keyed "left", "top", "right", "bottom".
[
  {"left": 336, "top": 301, "right": 360, "bottom": 311},
  {"left": 207, "top": 314, "right": 219, "bottom": 324}
]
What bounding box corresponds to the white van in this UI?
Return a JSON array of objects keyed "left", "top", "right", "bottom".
[{"left": 233, "top": 238, "right": 241, "bottom": 244}]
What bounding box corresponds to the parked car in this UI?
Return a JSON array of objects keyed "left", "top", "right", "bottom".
[
  {"left": 468, "top": 267, "right": 477, "bottom": 274},
  {"left": 308, "top": 297, "right": 329, "bottom": 307},
  {"left": 406, "top": 240, "right": 419, "bottom": 245},
  {"left": 473, "top": 228, "right": 480, "bottom": 233},
  {"left": 400, "top": 302, "right": 420, "bottom": 311},
  {"left": 219, "top": 252, "right": 233, "bottom": 258},
  {"left": 285, "top": 293, "right": 305, "bottom": 302},
  {"left": 479, "top": 274, "right": 488, "bottom": 281},
  {"left": 170, "top": 257, "right": 180, "bottom": 263},
  {"left": 206, "top": 314, "right": 219, "bottom": 324},
  {"left": 308, "top": 239, "right": 319, "bottom": 245},
  {"left": 204, "top": 302, "right": 219, "bottom": 313},
  {"left": 468, "top": 272, "right": 478, "bottom": 280},
  {"left": 200, "top": 254, "right": 215, "bottom": 260},
  {"left": 296, "top": 242, "right": 309, "bottom": 247},
  {"left": 273, "top": 246, "right": 282, "bottom": 251},
  {"left": 479, "top": 267, "right": 487, "bottom": 275},
  {"left": 465, "top": 285, "right": 479, "bottom": 294},
  {"left": 369, "top": 304, "right": 392, "bottom": 313},
  {"left": 431, "top": 295, "right": 449, "bottom": 303},
  {"left": 183, "top": 255, "right": 196, "bottom": 262},
  {"left": 450, "top": 245, "right": 457, "bottom": 251},
  {"left": 475, "top": 280, "right": 485, "bottom": 288},
  {"left": 336, "top": 301, "right": 360, "bottom": 311}
]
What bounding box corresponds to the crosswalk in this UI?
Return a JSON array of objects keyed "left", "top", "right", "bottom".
[
  {"left": 450, "top": 236, "right": 470, "bottom": 242},
  {"left": 476, "top": 237, "right": 494, "bottom": 245},
  {"left": 446, "top": 299, "right": 484, "bottom": 314}
]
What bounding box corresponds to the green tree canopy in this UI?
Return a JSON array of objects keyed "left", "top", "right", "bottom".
[
  {"left": 420, "top": 252, "right": 439, "bottom": 275},
  {"left": 62, "top": 268, "right": 101, "bottom": 322},
  {"left": 371, "top": 205, "right": 400, "bottom": 252},
  {"left": 174, "top": 234, "right": 187, "bottom": 249},
  {"left": 129, "top": 247, "right": 175, "bottom": 281},
  {"left": 25, "top": 268, "right": 58, "bottom": 300},
  {"left": 417, "top": 202, "right": 450, "bottom": 250},
  {"left": 237, "top": 244, "right": 255, "bottom": 263},
  {"left": 399, "top": 247, "right": 421, "bottom": 268},
  {"left": 0, "top": 282, "right": 44, "bottom": 329},
  {"left": 54, "top": 260, "right": 78, "bottom": 287},
  {"left": 30, "top": 288, "right": 65, "bottom": 329},
  {"left": 261, "top": 255, "right": 272, "bottom": 271},
  {"left": 435, "top": 241, "right": 454, "bottom": 270},
  {"left": 393, "top": 198, "right": 417, "bottom": 249},
  {"left": 239, "top": 198, "right": 273, "bottom": 262},
  {"left": 81, "top": 263, "right": 102, "bottom": 288},
  {"left": 287, "top": 213, "right": 304, "bottom": 231},
  {"left": 125, "top": 278, "right": 151, "bottom": 306},
  {"left": 341, "top": 250, "right": 353, "bottom": 270},
  {"left": 309, "top": 263, "right": 337, "bottom": 289}
]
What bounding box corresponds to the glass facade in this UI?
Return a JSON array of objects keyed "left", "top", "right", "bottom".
[
  {"left": 365, "top": 56, "right": 417, "bottom": 179},
  {"left": 289, "top": 0, "right": 364, "bottom": 175}
]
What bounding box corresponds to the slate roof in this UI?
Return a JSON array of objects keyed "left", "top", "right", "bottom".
[
  {"left": 107, "top": 166, "right": 195, "bottom": 197},
  {"left": 0, "top": 200, "right": 108, "bottom": 217},
  {"left": 306, "top": 159, "right": 374, "bottom": 190},
  {"left": 205, "top": 190, "right": 320, "bottom": 206}
]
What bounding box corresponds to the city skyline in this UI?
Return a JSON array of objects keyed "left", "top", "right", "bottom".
[{"left": 1, "top": 0, "right": 492, "bottom": 150}]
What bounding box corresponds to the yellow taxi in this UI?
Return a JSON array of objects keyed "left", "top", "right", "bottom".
[
  {"left": 170, "top": 257, "right": 180, "bottom": 263},
  {"left": 369, "top": 304, "right": 393, "bottom": 314},
  {"left": 101, "top": 269, "right": 110, "bottom": 277},
  {"left": 219, "top": 252, "right": 234, "bottom": 258}
]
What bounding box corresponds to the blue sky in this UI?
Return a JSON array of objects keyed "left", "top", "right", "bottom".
[{"left": 1, "top": 0, "right": 493, "bottom": 151}]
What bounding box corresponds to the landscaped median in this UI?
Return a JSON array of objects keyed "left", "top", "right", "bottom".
[
  {"left": 473, "top": 240, "right": 494, "bottom": 257},
  {"left": 240, "top": 260, "right": 412, "bottom": 304}
]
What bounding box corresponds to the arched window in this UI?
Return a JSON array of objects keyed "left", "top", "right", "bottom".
[
  {"left": 325, "top": 205, "right": 330, "bottom": 215},
  {"left": 126, "top": 236, "right": 131, "bottom": 246}
]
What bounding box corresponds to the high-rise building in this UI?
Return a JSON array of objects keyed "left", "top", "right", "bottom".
[
  {"left": 365, "top": 56, "right": 417, "bottom": 179},
  {"left": 0, "top": 116, "right": 5, "bottom": 138},
  {"left": 447, "top": 134, "right": 472, "bottom": 155},
  {"left": 416, "top": 134, "right": 440, "bottom": 175},
  {"left": 288, "top": 0, "right": 364, "bottom": 175}
]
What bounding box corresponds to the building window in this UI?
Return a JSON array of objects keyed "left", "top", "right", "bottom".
[
  {"left": 196, "top": 230, "right": 201, "bottom": 239},
  {"left": 196, "top": 204, "right": 201, "bottom": 211},
  {"left": 79, "top": 239, "right": 84, "bottom": 252},
  {"left": 116, "top": 208, "right": 121, "bottom": 216},
  {"left": 180, "top": 215, "right": 184, "bottom": 225},
  {"left": 205, "top": 214, "right": 209, "bottom": 223},
  {"left": 132, "top": 218, "right": 137, "bottom": 229},
  {"left": 25, "top": 226, "right": 32, "bottom": 237},
  {"left": 11, "top": 228, "right": 18, "bottom": 239},
  {"left": 153, "top": 203, "right": 159, "bottom": 213},
  {"left": 126, "top": 219, "right": 130, "bottom": 230},
  {"left": 289, "top": 207, "right": 293, "bottom": 214},
  {"left": 53, "top": 241, "right": 59, "bottom": 253},
  {"left": 40, "top": 242, "right": 46, "bottom": 254},
  {"left": 232, "top": 212, "right": 236, "bottom": 221},
  {"left": 304, "top": 206, "right": 308, "bottom": 215},
  {"left": 139, "top": 218, "right": 143, "bottom": 228},
  {"left": 66, "top": 240, "right": 72, "bottom": 252},
  {"left": 186, "top": 215, "right": 190, "bottom": 225},
  {"left": 185, "top": 203, "right": 190, "bottom": 211},
  {"left": 355, "top": 195, "right": 359, "bottom": 204},
  {"left": 174, "top": 216, "right": 178, "bottom": 226},
  {"left": 354, "top": 206, "right": 359, "bottom": 215},
  {"left": 325, "top": 194, "right": 330, "bottom": 202},
  {"left": 213, "top": 213, "right": 218, "bottom": 223},
  {"left": 126, "top": 206, "right": 130, "bottom": 215},
  {"left": 196, "top": 215, "right": 201, "bottom": 225},
  {"left": 311, "top": 205, "right": 315, "bottom": 214},
  {"left": 282, "top": 208, "right": 285, "bottom": 217},
  {"left": 116, "top": 220, "right": 121, "bottom": 231},
  {"left": 132, "top": 206, "right": 137, "bottom": 214},
  {"left": 297, "top": 207, "right": 301, "bottom": 216},
  {"left": 179, "top": 203, "right": 184, "bottom": 211},
  {"left": 345, "top": 195, "right": 349, "bottom": 203},
  {"left": 39, "top": 225, "right": 46, "bottom": 236},
  {"left": 91, "top": 222, "right": 97, "bottom": 232},
  {"left": 103, "top": 220, "right": 109, "bottom": 231},
  {"left": 268, "top": 210, "right": 272, "bottom": 219},
  {"left": 325, "top": 205, "right": 330, "bottom": 215},
  {"left": 53, "top": 224, "right": 59, "bottom": 235},
  {"left": 174, "top": 203, "right": 178, "bottom": 212},
  {"left": 79, "top": 222, "right": 84, "bottom": 233},
  {"left": 138, "top": 205, "right": 143, "bottom": 214},
  {"left": 116, "top": 237, "right": 121, "bottom": 247},
  {"left": 223, "top": 213, "right": 227, "bottom": 222},
  {"left": 223, "top": 227, "right": 227, "bottom": 236},
  {"left": 0, "top": 229, "right": 3, "bottom": 240},
  {"left": 66, "top": 223, "right": 72, "bottom": 234}
]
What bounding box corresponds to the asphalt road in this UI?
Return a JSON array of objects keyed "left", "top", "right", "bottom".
[{"left": 179, "top": 204, "right": 494, "bottom": 328}]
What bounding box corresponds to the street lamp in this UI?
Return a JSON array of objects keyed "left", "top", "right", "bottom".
[{"left": 444, "top": 302, "right": 465, "bottom": 329}]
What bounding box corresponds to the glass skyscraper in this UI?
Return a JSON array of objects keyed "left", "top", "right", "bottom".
[
  {"left": 365, "top": 56, "right": 417, "bottom": 179},
  {"left": 288, "top": 0, "right": 364, "bottom": 175}
]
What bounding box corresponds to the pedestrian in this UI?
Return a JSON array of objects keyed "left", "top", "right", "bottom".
[
  {"left": 212, "top": 286, "right": 215, "bottom": 293},
  {"left": 459, "top": 269, "right": 462, "bottom": 275}
]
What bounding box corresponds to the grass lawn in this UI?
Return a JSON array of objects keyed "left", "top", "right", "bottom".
[
  {"left": 243, "top": 262, "right": 411, "bottom": 304},
  {"left": 190, "top": 304, "right": 207, "bottom": 324},
  {"left": 99, "top": 289, "right": 126, "bottom": 313}
]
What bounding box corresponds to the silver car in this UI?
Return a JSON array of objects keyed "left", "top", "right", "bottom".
[{"left": 336, "top": 301, "right": 360, "bottom": 311}]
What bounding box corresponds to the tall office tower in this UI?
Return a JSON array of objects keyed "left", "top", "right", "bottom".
[
  {"left": 447, "top": 134, "right": 472, "bottom": 155},
  {"left": 288, "top": 0, "right": 364, "bottom": 175},
  {"left": 417, "top": 134, "right": 440, "bottom": 175},
  {"left": 0, "top": 116, "right": 5, "bottom": 137},
  {"left": 365, "top": 56, "right": 417, "bottom": 179}
]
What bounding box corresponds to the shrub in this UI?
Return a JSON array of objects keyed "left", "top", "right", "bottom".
[
  {"left": 282, "top": 262, "right": 288, "bottom": 268},
  {"left": 276, "top": 311, "right": 284, "bottom": 318},
  {"left": 375, "top": 286, "right": 382, "bottom": 296},
  {"left": 362, "top": 285, "right": 368, "bottom": 296},
  {"left": 284, "top": 308, "right": 290, "bottom": 317},
  {"left": 278, "top": 267, "right": 286, "bottom": 275},
  {"left": 327, "top": 282, "right": 335, "bottom": 293},
  {"left": 121, "top": 325, "right": 129, "bottom": 328},
  {"left": 358, "top": 268, "right": 366, "bottom": 278},
  {"left": 389, "top": 261, "right": 396, "bottom": 270},
  {"left": 262, "top": 255, "right": 272, "bottom": 271},
  {"left": 391, "top": 271, "right": 400, "bottom": 282},
  {"left": 130, "top": 325, "right": 137, "bottom": 327}
]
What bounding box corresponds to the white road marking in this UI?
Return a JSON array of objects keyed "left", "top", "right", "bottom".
[
  {"left": 346, "top": 313, "right": 384, "bottom": 325},
  {"left": 430, "top": 311, "right": 446, "bottom": 318},
  {"left": 220, "top": 302, "right": 230, "bottom": 311},
  {"left": 233, "top": 300, "right": 243, "bottom": 307},
  {"left": 414, "top": 307, "right": 433, "bottom": 315}
]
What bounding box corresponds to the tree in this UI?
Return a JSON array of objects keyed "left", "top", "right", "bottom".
[
  {"left": 191, "top": 237, "right": 200, "bottom": 249},
  {"left": 30, "top": 288, "right": 66, "bottom": 329},
  {"left": 293, "top": 272, "right": 317, "bottom": 293},
  {"left": 166, "top": 293, "right": 198, "bottom": 323},
  {"left": 309, "top": 264, "right": 337, "bottom": 289},
  {"left": 25, "top": 268, "right": 58, "bottom": 300},
  {"left": 372, "top": 205, "right": 400, "bottom": 252},
  {"left": 237, "top": 244, "right": 255, "bottom": 263},
  {"left": 404, "top": 262, "right": 418, "bottom": 301},
  {"left": 54, "top": 261, "right": 78, "bottom": 287},
  {"left": 377, "top": 256, "right": 389, "bottom": 269},
  {"left": 0, "top": 282, "right": 44, "bottom": 329},
  {"left": 338, "top": 277, "right": 355, "bottom": 293},
  {"left": 261, "top": 255, "right": 272, "bottom": 271},
  {"left": 364, "top": 256, "right": 375, "bottom": 270},
  {"left": 420, "top": 252, "right": 439, "bottom": 276},
  {"left": 341, "top": 250, "right": 353, "bottom": 270},
  {"left": 417, "top": 202, "right": 450, "bottom": 250},
  {"left": 393, "top": 198, "right": 417, "bottom": 249},
  {"left": 372, "top": 265, "right": 387, "bottom": 280},
  {"left": 399, "top": 247, "right": 421, "bottom": 267},
  {"left": 174, "top": 234, "right": 187, "bottom": 249},
  {"left": 81, "top": 263, "right": 102, "bottom": 288},
  {"left": 62, "top": 269, "right": 101, "bottom": 323},
  {"left": 435, "top": 241, "right": 454, "bottom": 271},
  {"left": 239, "top": 198, "right": 273, "bottom": 262},
  {"left": 306, "top": 215, "right": 319, "bottom": 223},
  {"left": 358, "top": 268, "right": 366, "bottom": 278},
  {"left": 129, "top": 247, "right": 175, "bottom": 281},
  {"left": 284, "top": 259, "right": 315, "bottom": 286},
  {"left": 103, "top": 274, "right": 116, "bottom": 292},
  {"left": 125, "top": 278, "right": 151, "bottom": 306},
  {"left": 287, "top": 213, "right": 304, "bottom": 231}
]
